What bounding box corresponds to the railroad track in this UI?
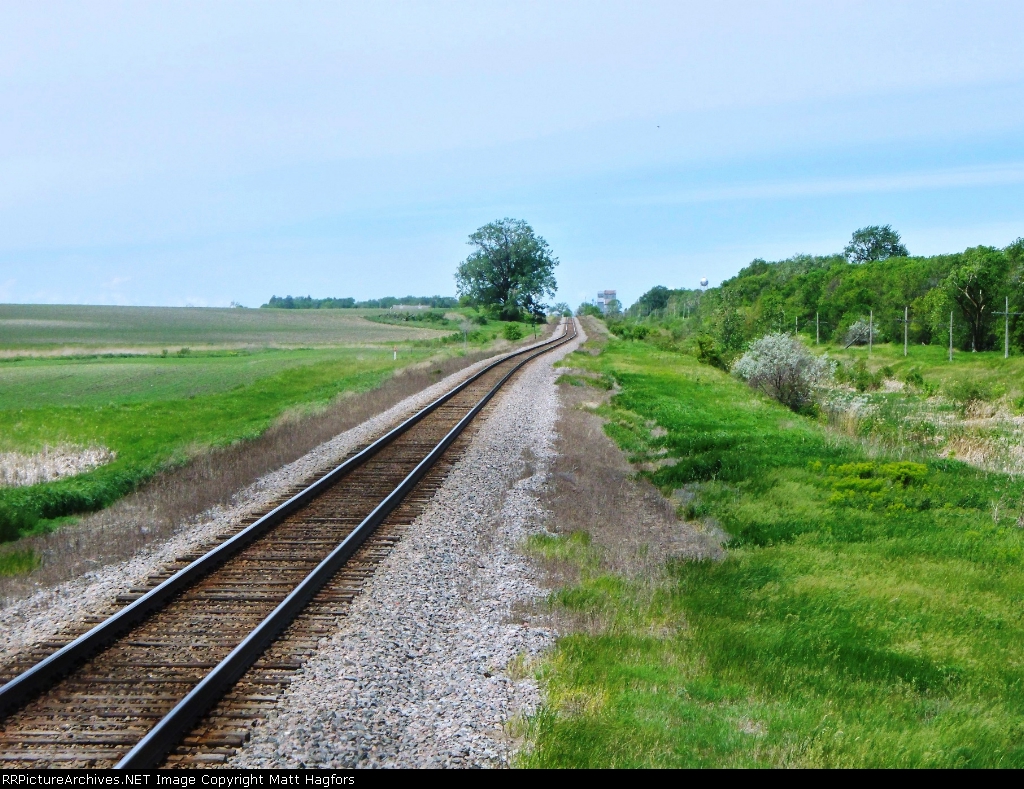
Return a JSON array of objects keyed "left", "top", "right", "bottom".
[{"left": 0, "top": 319, "right": 577, "bottom": 769}]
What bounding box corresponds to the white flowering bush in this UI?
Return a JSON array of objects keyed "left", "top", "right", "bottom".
[
  {"left": 732, "top": 333, "right": 835, "bottom": 412},
  {"left": 844, "top": 319, "right": 875, "bottom": 347}
]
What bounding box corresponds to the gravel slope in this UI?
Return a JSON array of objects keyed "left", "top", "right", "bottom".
[
  {"left": 229, "top": 324, "right": 584, "bottom": 768},
  {"left": 0, "top": 352, "right": 510, "bottom": 661}
]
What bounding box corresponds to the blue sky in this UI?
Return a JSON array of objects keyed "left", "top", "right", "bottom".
[{"left": 1, "top": 1, "right": 1023, "bottom": 309}]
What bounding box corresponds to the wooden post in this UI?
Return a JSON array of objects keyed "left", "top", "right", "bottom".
[{"left": 904, "top": 305, "right": 908, "bottom": 357}]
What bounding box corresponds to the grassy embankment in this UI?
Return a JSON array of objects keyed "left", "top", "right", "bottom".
[
  {"left": 0, "top": 304, "right": 468, "bottom": 550},
  {"left": 523, "top": 336, "right": 1024, "bottom": 767}
]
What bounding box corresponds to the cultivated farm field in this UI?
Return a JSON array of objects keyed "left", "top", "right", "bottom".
[{"left": 0, "top": 303, "right": 449, "bottom": 354}]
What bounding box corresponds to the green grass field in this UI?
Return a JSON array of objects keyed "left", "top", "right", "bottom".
[
  {"left": 523, "top": 336, "right": 1024, "bottom": 767},
  {"left": 0, "top": 348, "right": 367, "bottom": 410}
]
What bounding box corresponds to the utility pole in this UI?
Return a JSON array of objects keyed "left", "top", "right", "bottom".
[
  {"left": 869, "top": 309, "right": 873, "bottom": 356},
  {"left": 816, "top": 312, "right": 819, "bottom": 345},
  {"left": 993, "top": 296, "right": 1022, "bottom": 359},
  {"left": 949, "top": 311, "right": 954, "bottom": 362},
  {"left": 894, "top": 306, "right": 909, "bottom": 357}
]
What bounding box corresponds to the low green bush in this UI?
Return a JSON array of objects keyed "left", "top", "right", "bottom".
[
  {"left": 901, "top": 367, "right": 925, "bottom": 388},
  {"left": 502, "top": 323, "right": 524, "bottom": 341},
  {"left": 607, "top": 322, "right": 651, "bottom": 341},
  {"left": 944, "top": 378, "right": 995, "bottom": 411},
  {"left": 694, "top": 334, "right": 728, "bottom": 371}
]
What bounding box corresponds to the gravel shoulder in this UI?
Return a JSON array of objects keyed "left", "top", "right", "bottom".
[
  {"left": 228, "top": 324, "right": 584, "bottom": 768},
  {"left": 0, "top": 351, "right": 514, "bottom": 662}
]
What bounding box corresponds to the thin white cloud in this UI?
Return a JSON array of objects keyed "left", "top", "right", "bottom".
[{"left": 628, "top": 163, "right": 1024, "bottom": 206}]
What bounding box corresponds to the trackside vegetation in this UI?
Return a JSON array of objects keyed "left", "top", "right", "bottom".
[
  {"left": 614, "top": 234, "right": 1024, "bottom": 365},
  {"left": 523, "top": 336, "right": 1024, "bottom": 767}
]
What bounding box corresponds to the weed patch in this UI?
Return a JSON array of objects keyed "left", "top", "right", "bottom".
[{"left": 0, "top": 548, "right": 39, "bottom": 577}]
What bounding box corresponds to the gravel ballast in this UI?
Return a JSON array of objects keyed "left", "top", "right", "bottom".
[
  {"left": 229, "top": 325, "right": 584, "bottom": 768},
  {"left": 0, "top": 351, "right": 514, "bottom": 662}
]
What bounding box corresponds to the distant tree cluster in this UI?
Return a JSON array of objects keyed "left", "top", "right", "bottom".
[
  {"left": 575, "top": 303, "right": 604, "bottom": 318},
  {"left": 262, "top": 295, "right": 458, "bottom": 310},
  {"left": 616, "top": 226, "right": 1024, "bottom": 356}
]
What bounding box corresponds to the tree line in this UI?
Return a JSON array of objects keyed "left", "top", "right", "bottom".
[
  {"left": 262, "top": 295, "right": 459, "bottom": 309},
  {"left": 619, "top": 226, "right": 1024, "bottom": 359},
  {"left": 262, "top": 218, "right": 561, "bottom": 322}
]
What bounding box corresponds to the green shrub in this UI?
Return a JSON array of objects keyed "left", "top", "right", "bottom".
[
  {"left": 606, "top": 321, "right": 649, "bottom": 341},
  {"left": 694, "top": 334, "right": 727, "bottom": 371},
  {"left": 944, "top": 378, "right": 994, "bottom": 411},
  {"left": 503, "top": 323, "right": 524, "bottom": 341},
  {"left": 838, "top": 358, "right": 882, "bottom": 391},
  {"left": 609, "top": 323, "right": 650, "bottom": 341},
  {"left": 901, "top": 367, "right": 925, "bottom": 388},
  {"left": 878, "top": 461, "right": 929, "bottom": 486}
]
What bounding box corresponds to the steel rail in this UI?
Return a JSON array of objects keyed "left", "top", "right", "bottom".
[
  {"left": 115, "top": 318, "right": 576, "bottom": 768},
  {"left": 0, "top": 321, "right": 573, "bottom": 723}
]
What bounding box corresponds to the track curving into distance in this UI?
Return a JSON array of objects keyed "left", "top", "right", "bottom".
[{"left": 0, "top": 319, "right": 577, "bottom": 768}]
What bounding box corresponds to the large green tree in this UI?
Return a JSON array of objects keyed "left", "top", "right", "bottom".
[
  {"left": 946, "top": 246, "right": 1007, "bottom": 351},
  {"left": 844, "top": 225, "right": 909, "bottom": 263},
  {"left": 637, "top": 285, "right": 670, "bottom": 313},
  {"left": 455, "top": 218, "right": 558, "bottom": 320}
]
